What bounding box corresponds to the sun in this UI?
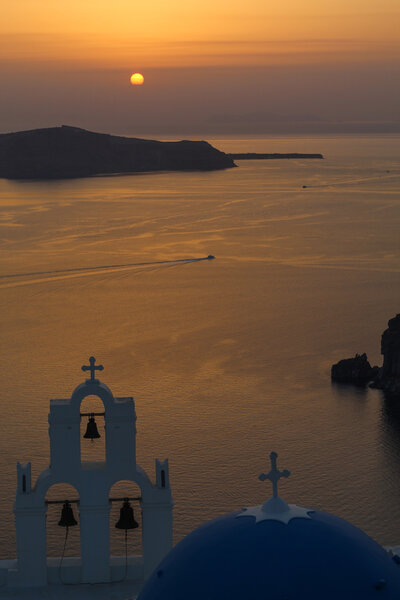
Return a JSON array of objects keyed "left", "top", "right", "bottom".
[{"left": 130, "top": 73, "right": 144, "bottom": 86}]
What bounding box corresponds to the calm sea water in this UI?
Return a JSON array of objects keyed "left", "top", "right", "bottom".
[{"left": 0, "top": 134, "right": 399, "bottom": 559}]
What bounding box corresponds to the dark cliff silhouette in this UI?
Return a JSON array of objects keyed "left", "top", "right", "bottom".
[
  {"left": 331, "top": 353, "right": 378, "bottom": 386},
  {"left": 371, "top": 314, "right": 400, "bottom": 397},
  {"left": 332, "top": 314, "right": 400, "bottom": 397},
  {"left": 0, "top": 126, "right": 236, "bottom": 180}
]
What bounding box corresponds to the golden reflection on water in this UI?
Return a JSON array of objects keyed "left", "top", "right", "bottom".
[{"left": 0, "top": 135, "right": 400, "bottom": 557}]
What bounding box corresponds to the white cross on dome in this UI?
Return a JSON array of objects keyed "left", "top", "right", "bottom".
[{"left": 258, "top": 451, "right": 290, "bottom": 499}]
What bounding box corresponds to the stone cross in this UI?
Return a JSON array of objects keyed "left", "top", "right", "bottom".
[
  {"left": 82, "top": 356, "right": 104, "bottom": 382},
  {"left": 259, "top": 451, "right": 290, "bottom": 498}
]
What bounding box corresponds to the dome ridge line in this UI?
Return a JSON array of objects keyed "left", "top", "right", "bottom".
[{"left": 236, "top": 503, "right": 314, "bottom": 525}]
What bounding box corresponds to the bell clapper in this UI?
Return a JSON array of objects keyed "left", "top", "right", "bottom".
[
  {"left": 56, "top": 500, "right": 78, "bottom": 584},
  {"left": 111, "top": 497, "right": 140, "bottom": 582}
]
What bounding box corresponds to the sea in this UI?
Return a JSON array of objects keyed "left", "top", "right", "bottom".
[{"left": 0, "top": 134, "right": 399, "bottom": 559}]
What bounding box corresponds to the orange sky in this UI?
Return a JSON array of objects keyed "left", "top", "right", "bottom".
[
  {"left": 1, "top": 0, "right": 400, "bottom": 133},
  {"left": 2, "top": 0, "right": 400, "bottom": 68}
]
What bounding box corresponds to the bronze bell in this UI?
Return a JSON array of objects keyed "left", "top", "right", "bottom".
[
  {"left": 83, "top": 415, "right": 100, "bottom": 440},
  {"left": 58, "top": 501, "right": 78, "bottom": 528},
  {"left": 115, "top": 501, "right": 139, "bottom": 530}
]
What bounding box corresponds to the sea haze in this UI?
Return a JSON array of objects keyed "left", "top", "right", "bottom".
[{"left": 0, "top": 134, "right": 399, "bottom": 559}]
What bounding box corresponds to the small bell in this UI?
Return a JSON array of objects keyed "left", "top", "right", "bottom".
[
  {"left": 83, "top": 414, "right": 100, "bottom": 440},
  {"left": 115, "top": 501, "right": 139, "bottom": 530},
  {"left": 58, "top": 501, "right": 78, "bottom": 528}
]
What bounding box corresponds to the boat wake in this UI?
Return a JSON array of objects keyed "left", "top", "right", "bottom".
[{"left": 0, "top": 256, "right": 215, "bottom": 289}]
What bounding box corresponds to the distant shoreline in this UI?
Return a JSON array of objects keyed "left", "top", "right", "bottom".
[{"left": 228, "top": 152, "right": 324, "bottom": 160}]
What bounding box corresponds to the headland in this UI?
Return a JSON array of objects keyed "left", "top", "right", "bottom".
[{"left": 0, "top": 126, "right": 236, "bottom": 180}]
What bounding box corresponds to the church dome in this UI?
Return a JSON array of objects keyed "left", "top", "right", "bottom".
[{"left": 138, "top": 453, "right": 400, "bottom": 600}]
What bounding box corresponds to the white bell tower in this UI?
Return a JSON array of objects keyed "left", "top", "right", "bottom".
[{"left": 13, "top": 357, "right": 173, "bottom": 587}]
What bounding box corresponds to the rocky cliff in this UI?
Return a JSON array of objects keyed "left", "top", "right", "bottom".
[
  {"left": 331, "top": 353, "right": 378, "bottom": 385},
  {"left": 332, "top": 314, "right": 400, "bottom": 397},
  {"left": 0, "top": 126, "right": 236, "bottom": 180},
  {"left": 372, "top": 314, "right": 400, "bottom": 396}
]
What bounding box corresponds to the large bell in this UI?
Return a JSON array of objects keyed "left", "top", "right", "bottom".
[
  {"left": 115, "top": 501, "right": 139, "bottom": 530},
  {"left": 58, "top": 501, "right": 78, "bottom": 528},
  {"left": 83, "top": 415, "right": 100, "bottom": 440}
]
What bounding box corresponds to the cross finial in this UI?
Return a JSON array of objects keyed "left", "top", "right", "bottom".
[
  {"left": 81, "top": 356, "right": 104, "bottom": 383},
  {"left": 258, "top": 451, "right": 290, "bottom": 499}
]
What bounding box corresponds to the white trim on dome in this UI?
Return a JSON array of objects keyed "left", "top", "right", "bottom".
[{"left": 237, "top": 498, "right": 314, "bottom": 525}]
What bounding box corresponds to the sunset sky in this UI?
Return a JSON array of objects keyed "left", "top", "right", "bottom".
[{"left": 1, "top": 0, "right": 400, "bottom": 134}]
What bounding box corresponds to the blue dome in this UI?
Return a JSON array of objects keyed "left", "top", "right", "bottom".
[{"left": 138, "top": 507, "right": 400, "bottom": 600}]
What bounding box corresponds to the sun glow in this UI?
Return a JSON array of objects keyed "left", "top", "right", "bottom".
[{"left": 130, "top": 72, "right": 144, "bottom": 85}]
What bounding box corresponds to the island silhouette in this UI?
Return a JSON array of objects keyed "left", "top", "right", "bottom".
[
  {"left": 0, "top": 125, "right": 325, "bottom": 181},
  {"left": 0, "top": 125, "right": 235, "bottom": 180}
]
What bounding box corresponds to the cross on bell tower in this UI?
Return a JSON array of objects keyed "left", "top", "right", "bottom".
[
  {"left": 82, "top": 356, "right": 104, "bottom": 383},
  {"left": 259, "top": 451, "right": 290, "bottom": 498}
]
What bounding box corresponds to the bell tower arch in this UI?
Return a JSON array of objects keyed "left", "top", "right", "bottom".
[{"left": 13, "top": 358, "right": 173, "bottom": 587}]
